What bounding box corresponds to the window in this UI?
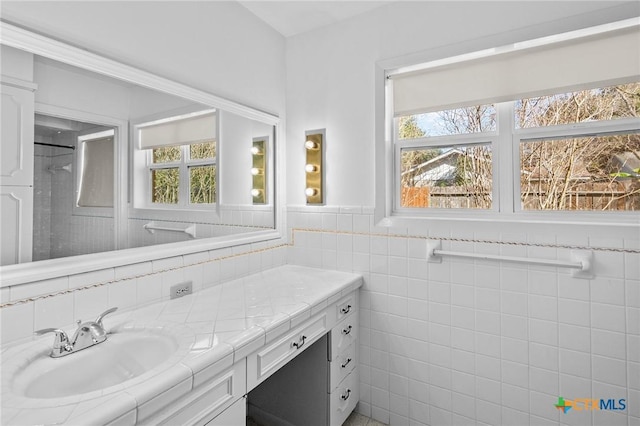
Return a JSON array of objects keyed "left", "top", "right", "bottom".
[
  {"left": 77, "top": 130, "right": 114, "bottom": 208},
  {"left": 388, "top": 20, "right": 640, "bottom": 217},
  {"left": 136, "top": 110, "right": 217, "bottom": 209}
]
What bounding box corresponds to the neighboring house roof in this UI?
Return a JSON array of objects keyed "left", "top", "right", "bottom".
[{"left": 402, "top": 149, "right": 462, "bottom": 186}]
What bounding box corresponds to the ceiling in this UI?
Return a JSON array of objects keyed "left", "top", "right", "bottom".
[{"left": 238, "top": 1, "right": 394, "bottom": 37}]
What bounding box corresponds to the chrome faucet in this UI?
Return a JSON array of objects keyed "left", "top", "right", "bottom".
[{"left": 35, "top": 307, "right": 118, "bottom": 358}]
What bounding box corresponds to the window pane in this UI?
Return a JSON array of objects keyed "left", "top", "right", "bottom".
[
  {"left": 401, "top": 144, "right": 492, "bottom": 209},
  {"left": 152, "top": 146, "right": 181, "bottom": 163},
  {"left": 151, "top": 168, "right": 179, "bottom": 204},
  {"left": 516, "top": 82, "right": 640, "bottom": 129},
  {"left": 520, "top": 133, "right": 640, "bottom": 211},
  {"left": 190, "top": 165, "right": 216, "bottom": 204},
  {"left": 189, "top": 140, "right": 216, "bottom": 160},
  {"left": 398, "top": 104, "right": 496, "bottom": 139}
]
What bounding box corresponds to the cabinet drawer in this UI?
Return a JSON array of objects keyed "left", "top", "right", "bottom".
[
  {"left": 329, "top": 368, "right": 359, "bottom": 426},
  {"left": 329, "top": 343, "right": 356, "bottom": 392},
  {"left": 329, "top": 313, "right": 358, "bottom": 360},
  {"left": 247, "top": 313, "right": 328, "bottom": 390},
  {"left": 149, "top": 359, "right": 246, "bottom": 426},
  {"left": 335, "top": 293, "right": 357, "bottom": 323}
]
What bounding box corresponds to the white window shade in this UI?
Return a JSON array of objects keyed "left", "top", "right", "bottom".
[
  {"left": 139, "top": 112, "right": 216, "bottom": 149},
  {"left": 392, "top": 22, "right": 640, "bottom": 117},
  {"left": 78, "top": 136, "right": 114, "bottom": 207}
]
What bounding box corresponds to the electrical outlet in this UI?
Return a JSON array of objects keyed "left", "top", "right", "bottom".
[{"left": 170, "top": 281, "right": 193, "bottom": 299}]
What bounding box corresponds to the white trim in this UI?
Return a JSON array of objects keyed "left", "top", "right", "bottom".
[
  {"left": 0, "top": 231, "right": 284, "bottom": 287},
  {"left": 0, "top": 23, "right": 279, "bottom": 125},
  {"left": 0, "top": 74, "right": 37, "bottom": 91},
  {"left": 387, "top": 17, "right": 639, "bottom": 78}
]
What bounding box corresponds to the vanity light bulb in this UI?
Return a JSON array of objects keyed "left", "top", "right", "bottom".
[
  {"left": 305, "top": 164, "right": 318, "bottom": 173},
  {"left": 251, "top": 167, "right": 262, "bottom": 176},
  {"left": 305, "top": 140, "right": 318, "bottom": 150},
  {"left": 251, "top": 146, "right": 262, "bottom": 155},
  {"left": 251, "top": 189, "right": 261, "bottom": 197},
  {"left": 305, "top": 187, "right": 318, "bottom": 197}
]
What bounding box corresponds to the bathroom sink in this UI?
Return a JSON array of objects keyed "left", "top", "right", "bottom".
[{"left": 12, "top": 330, "right": 179, "bottom": 399}]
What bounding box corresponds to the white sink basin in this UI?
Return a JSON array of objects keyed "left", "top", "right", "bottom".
[{"left": 12, "top": 330, "right": 179, "bottom": 399}]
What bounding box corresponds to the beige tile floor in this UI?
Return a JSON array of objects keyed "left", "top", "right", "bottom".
[{"left": 342, "top": 411, "right": 387, "bottom": 426}]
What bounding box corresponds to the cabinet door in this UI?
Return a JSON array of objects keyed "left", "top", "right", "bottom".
[
  {"left": 1, "top": 83, "right": 35, "bottom": 186},
  {"left": 1, "top": 186, "right": 33, "bottom": 265},
  {"left": 205, "top": 396, "right": 246, "bottom": 426}
]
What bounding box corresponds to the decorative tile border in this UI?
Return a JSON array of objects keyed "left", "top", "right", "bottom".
[
  {"left": 3, "top": 226, "right": 637, "bottom": 309},
  {"left": 0, "top": 243, "right": 288, "bottom": 309},
  {"left": 290, "top": 227, "right": 640, "bottom": 254}
]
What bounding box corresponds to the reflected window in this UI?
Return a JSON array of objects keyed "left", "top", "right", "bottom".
[
  {"left": 77, "top": 130, "right": 114, "bottom": 208},
  {"left": 138, "top": 110, "right": 217, "bottom": 208}
]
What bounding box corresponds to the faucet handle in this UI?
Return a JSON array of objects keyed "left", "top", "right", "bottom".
[
  {"left": 94, "top": 306, "right": 118, "bottom": 327},
  {"left": 34, "top": 328, "right": 72, "bottom": 353},
  {"left": 35, "top": 327, "right": 66, "bottom": 337}
]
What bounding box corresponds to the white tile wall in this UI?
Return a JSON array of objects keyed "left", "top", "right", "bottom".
[
  {"left": 287, "top": 206, "right": 640, "bottom": 426},
  {"left": 3, "top": 202, "right": 638, "bottom": 425}
]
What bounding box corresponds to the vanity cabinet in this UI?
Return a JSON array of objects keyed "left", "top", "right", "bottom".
[
  {"left": 247, "top": 312, "right": 329, "bottom": 390},
  {"left": 1, "top": 78, "right": 35, "bottom": 266},
  {"left": 141, "top": 359, "right": 246, "bottom": 426},
  {"left": 1, "top": 79, "right": 35, "bottom": 186},
  {"left": 0, "top": 185, "right": 33, "bottom": 266},
  {"left": 247, "top": 290, "right": 359, "bottom": 426}
]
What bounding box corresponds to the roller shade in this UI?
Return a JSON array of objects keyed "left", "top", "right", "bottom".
[
  {"left": 139, "top": 111, "right": 216, "bottom": 149},
  {"left": 77, "top": 136, "right": 114, "bottom": 207},
  {"left": 392, "top": 23, "right": 640, "bottom": 117}
]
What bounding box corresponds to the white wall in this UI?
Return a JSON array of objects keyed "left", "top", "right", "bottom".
[
  {"left": 1, "top": 1, "right": 286, "bottom": 116},
  {"left": 0, "top": 45, "right": 34, "bottom": 81},
  {"left": 285, "top": 1, "right": 639, "bottom": 207},
  {"left": 285, "top": 2, "right": 640, "bottom": 425}
]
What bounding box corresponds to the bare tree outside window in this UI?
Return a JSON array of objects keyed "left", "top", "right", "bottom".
[
  {"left": 517, "top": 83, "right": 640, "bottom": 211},
  {"left": 398, "top": 83, "right": 640, "bottom": 211},
  {"left": 399, "top": 105, "right": 495, "bottom": 209}
]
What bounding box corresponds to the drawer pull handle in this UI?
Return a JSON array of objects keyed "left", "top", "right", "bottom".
[
  {"left": 340, "top": 389, "right": 351, "bottom": 401},
  {"left": 292, "top": 335, "right": 307, "bottom": 349},
  {"left": 340, "top": 304, "right": 352, "bottom": 314},
  {"left": 342, "top": 325, "right": 352, "bottom": 335},
  {"left": 341, "top": 358, "right": 352, "bottom": 369}
]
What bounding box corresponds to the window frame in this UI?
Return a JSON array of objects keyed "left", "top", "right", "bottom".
[
  {"left": 378, "top": 20, "right": 640, "bottom": 226},
  {"left": 132, "top": 108, "right": 220, "bottom": 215},
  {"left": 394, "top": 131, "right": 499, "bottom": 213}
]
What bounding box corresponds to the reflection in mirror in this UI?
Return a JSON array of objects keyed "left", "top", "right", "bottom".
[
  {"left": 5, "top": 51, "right": 275, "bottom": 265},
  {"left": 34, "top": 114, "right": 115, "bottom": 261}
]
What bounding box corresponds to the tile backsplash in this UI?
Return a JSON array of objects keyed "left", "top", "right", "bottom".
[{"left": 0, "top": 241, "right": 286, "bottom": 346}]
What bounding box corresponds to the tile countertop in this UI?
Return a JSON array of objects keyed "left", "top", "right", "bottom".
[{"left": 1, "top": 265, "right": 363, "bottom": 425}]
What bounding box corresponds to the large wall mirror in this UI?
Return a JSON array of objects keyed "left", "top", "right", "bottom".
[{"left": 1, "top": 22, "right": 283, "bottom": 286}]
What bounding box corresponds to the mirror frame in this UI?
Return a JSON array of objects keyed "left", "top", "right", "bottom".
[{"left": 0, "top": 22, "right": 285, "bottom": 287}]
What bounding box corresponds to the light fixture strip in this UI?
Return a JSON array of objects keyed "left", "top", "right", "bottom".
[
  {"left": 305, "top": 129, "right": 325, "bottom": 205},
  {"left": 252, "top": 138, "right": 266, "bottom": 204}
]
